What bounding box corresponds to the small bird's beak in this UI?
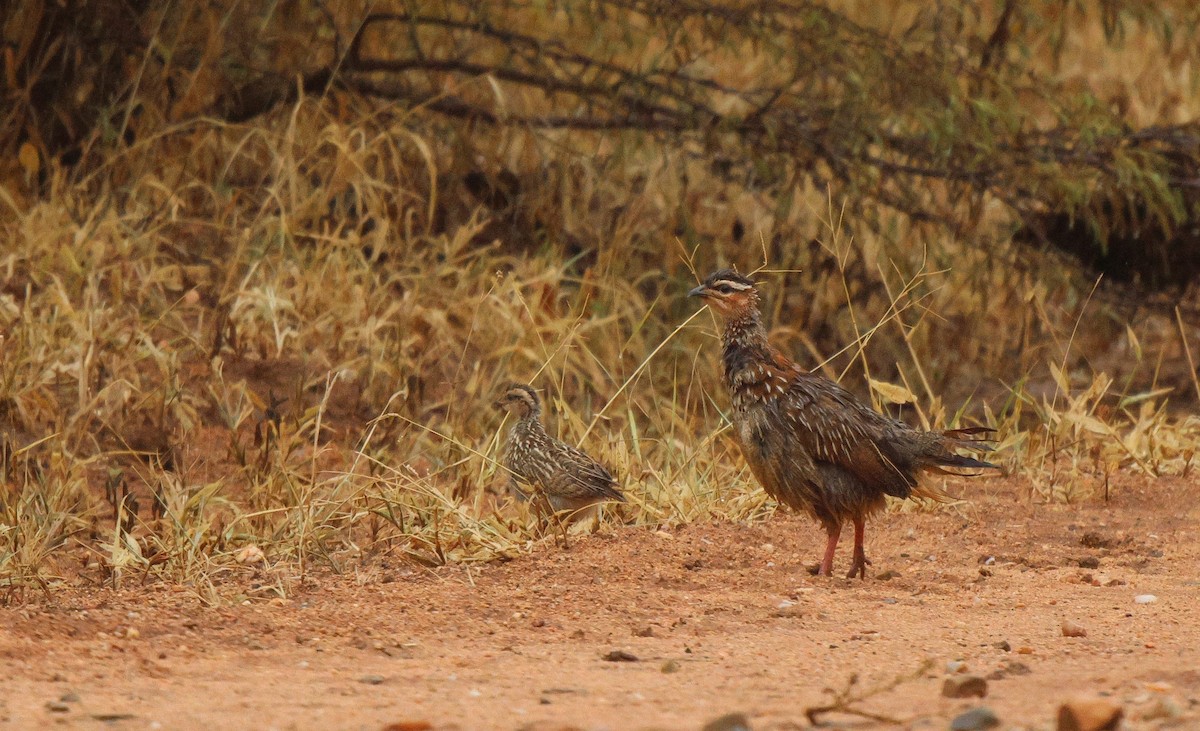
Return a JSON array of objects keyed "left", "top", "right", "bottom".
[{"left": 688, "top": 285, "right": 708, "bottom": 298}]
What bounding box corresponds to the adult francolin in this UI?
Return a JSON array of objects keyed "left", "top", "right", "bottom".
[{"left": 689, "top": 269, "right": 997, "bottom": 578}]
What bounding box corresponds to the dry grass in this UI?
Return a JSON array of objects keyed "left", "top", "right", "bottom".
[{"left": 3, "top": 2, "right": 1200, "bottom": 603}]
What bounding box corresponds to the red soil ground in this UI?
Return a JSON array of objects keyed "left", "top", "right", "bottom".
[{"left": 2, "top": 473, "right": 1198, "bottom": 730}]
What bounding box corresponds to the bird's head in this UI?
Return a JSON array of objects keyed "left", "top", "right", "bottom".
[
  {"left": 687, "top": 269, "right": 760, "bottom": 320},
  {"left": 494, "top": 383, "right": 541, "bottom": 418}
]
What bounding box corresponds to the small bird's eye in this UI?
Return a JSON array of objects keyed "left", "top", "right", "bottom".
[{"left": 716, "top": 284, "right": 734, "bottom": 294}]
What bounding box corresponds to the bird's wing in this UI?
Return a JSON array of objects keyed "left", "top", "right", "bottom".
[
  {"left": 774, "top": 365, "right": 918, "bottom": 498},
  {"left": 547, "top": 440, "right": 624, "bottom": 500},
  {"left": 508, "top": 438, "right": 557, "bottom": 488}
]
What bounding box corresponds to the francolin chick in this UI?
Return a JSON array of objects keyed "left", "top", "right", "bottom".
[
  {"left": 495, "top": 383, "right": 625, "bottom": 518},
  {"left": 689, "top": 269, "right": 997, "bottom": 578}
]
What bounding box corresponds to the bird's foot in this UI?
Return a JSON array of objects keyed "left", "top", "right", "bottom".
[
  {"left": 809, "top": 559, "right": 836, "bottom": 577},
  {"left": 844, "top": 553, "right": 872, "bottom": 580}
]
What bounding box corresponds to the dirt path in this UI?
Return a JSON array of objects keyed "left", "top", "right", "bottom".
[{"left": 2, "top": 475, "right": 1198, "bottom": 730}]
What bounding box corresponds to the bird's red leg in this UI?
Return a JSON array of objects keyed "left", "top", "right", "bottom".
[
  {"left": 818, "top": 523, "right": 841, "bottom": 576},
  {"left": 845, "top": 517, "right": 871, "bottom": 579}
]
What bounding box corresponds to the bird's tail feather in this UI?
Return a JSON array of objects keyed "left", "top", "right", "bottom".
[
  {"left": 932, "top": 427, "right": 1000, "bottom": 472},
  {"left": 943, "top": 426, "right": 997, "bottom": 450},
  {"left": 931, "top": 453, "right": 999, "bottom": 472}
]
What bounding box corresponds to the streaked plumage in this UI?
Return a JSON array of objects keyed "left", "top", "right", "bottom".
[
  {"left": 689, "top": 269, "right": 997, "bottom": 578},
  {"left": 495, "top": 384, "right": 625, "bottom": 516}
]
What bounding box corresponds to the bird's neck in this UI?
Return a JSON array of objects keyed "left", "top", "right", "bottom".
[
  {"left": 721, "top": 310, "right": 772, "bottom": 378},
  {"left": 514, "top": 412, "right": 544, "bottom": 434}
]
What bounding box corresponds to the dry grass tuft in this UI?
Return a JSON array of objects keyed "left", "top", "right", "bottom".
[{"left": 3, "top": 3, "right": 1200, "bottom": 602}]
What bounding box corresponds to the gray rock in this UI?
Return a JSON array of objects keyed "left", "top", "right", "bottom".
[
  {"left": 987, "top": 660, "right": 1031, "bottom": 680},
  {"left": 950, "top": 706, "right": 1000, "bottom": 730}
]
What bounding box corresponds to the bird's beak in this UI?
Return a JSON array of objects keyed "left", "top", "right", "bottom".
[{"left": 688, "top": 285, "right": 708, "bottom": 298}]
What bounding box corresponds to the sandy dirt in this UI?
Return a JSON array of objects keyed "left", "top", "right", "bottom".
[{"left": 2, "top": 474, "right": 1198, "bottom": 731}]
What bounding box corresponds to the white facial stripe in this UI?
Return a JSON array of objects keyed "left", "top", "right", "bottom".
[{"left": 712, "top": 279, "right": 752, "bottom": 291}]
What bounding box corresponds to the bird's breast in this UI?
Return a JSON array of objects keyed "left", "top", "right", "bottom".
[
  {"left": 733, "top": 399, "right": 777, "bottom": 461},
  {"left": 728, "top": 366, "right": 791, "bottom": 409}
]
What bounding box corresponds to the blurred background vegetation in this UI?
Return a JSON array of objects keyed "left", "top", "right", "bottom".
[{"left": 3, "top": 0, "right": 1200, "bottom": 599}]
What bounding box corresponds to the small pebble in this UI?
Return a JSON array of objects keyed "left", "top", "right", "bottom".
[
  {"left": 772, "top": 604, "right": 803, "bottom": 619},
  {"left": 601, "top": 649, "right": 639, "bottom": 662},
  {"left": 943, "top": 676, "right": 989, "bottom": 699},
  {"left": 1078, "top": 556, "right": 1100, "bottom": 569},
  {"left": 1141, "top": 697, "right": 1183, "bottom": 721},
  {"left": 950, "top": 706, "right": 1000, "bottom": 730},
  {"left": 235, "top": 544, "right": 264, "bottom": 564},
  {"left": 1057, "top": 697, "right": 1122, "bottom": 731},
  {"left": 359, "top": 675, "right": 385, "bottom": 685},
  {"left": 993, "top": 640, "right": 1011, "bottom": 652},
  {"left": 660, "top": 660, "right": 681, "bottom": 674},
  {"left": 1134, "top": 594, "right": 1157, "bottom": 604},
  {"left": 59, "top": 692, "right": 80, "bottom": 703},
  {"left": 1017, "top": 646, "right": 1034, "bottom": 655},
  {"left": 701, "top": 712, "right": 751, "bottom": 731},
  {"left": 987, "top": 660, "right": 1031, "bottom": 680},
  {"left": 1061, "top": 621, "right": 1088, "bottom": 638},
  {"left": 46, "top": 701, "right": 70, "bottom": 713},
  {"left": 946, "top": 660, "right": 968, "bottom": 673}
]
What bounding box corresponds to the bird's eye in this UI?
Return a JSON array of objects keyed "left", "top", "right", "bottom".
[{"left": 716, "top": 284, "right": 734, "bottom": 294}]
